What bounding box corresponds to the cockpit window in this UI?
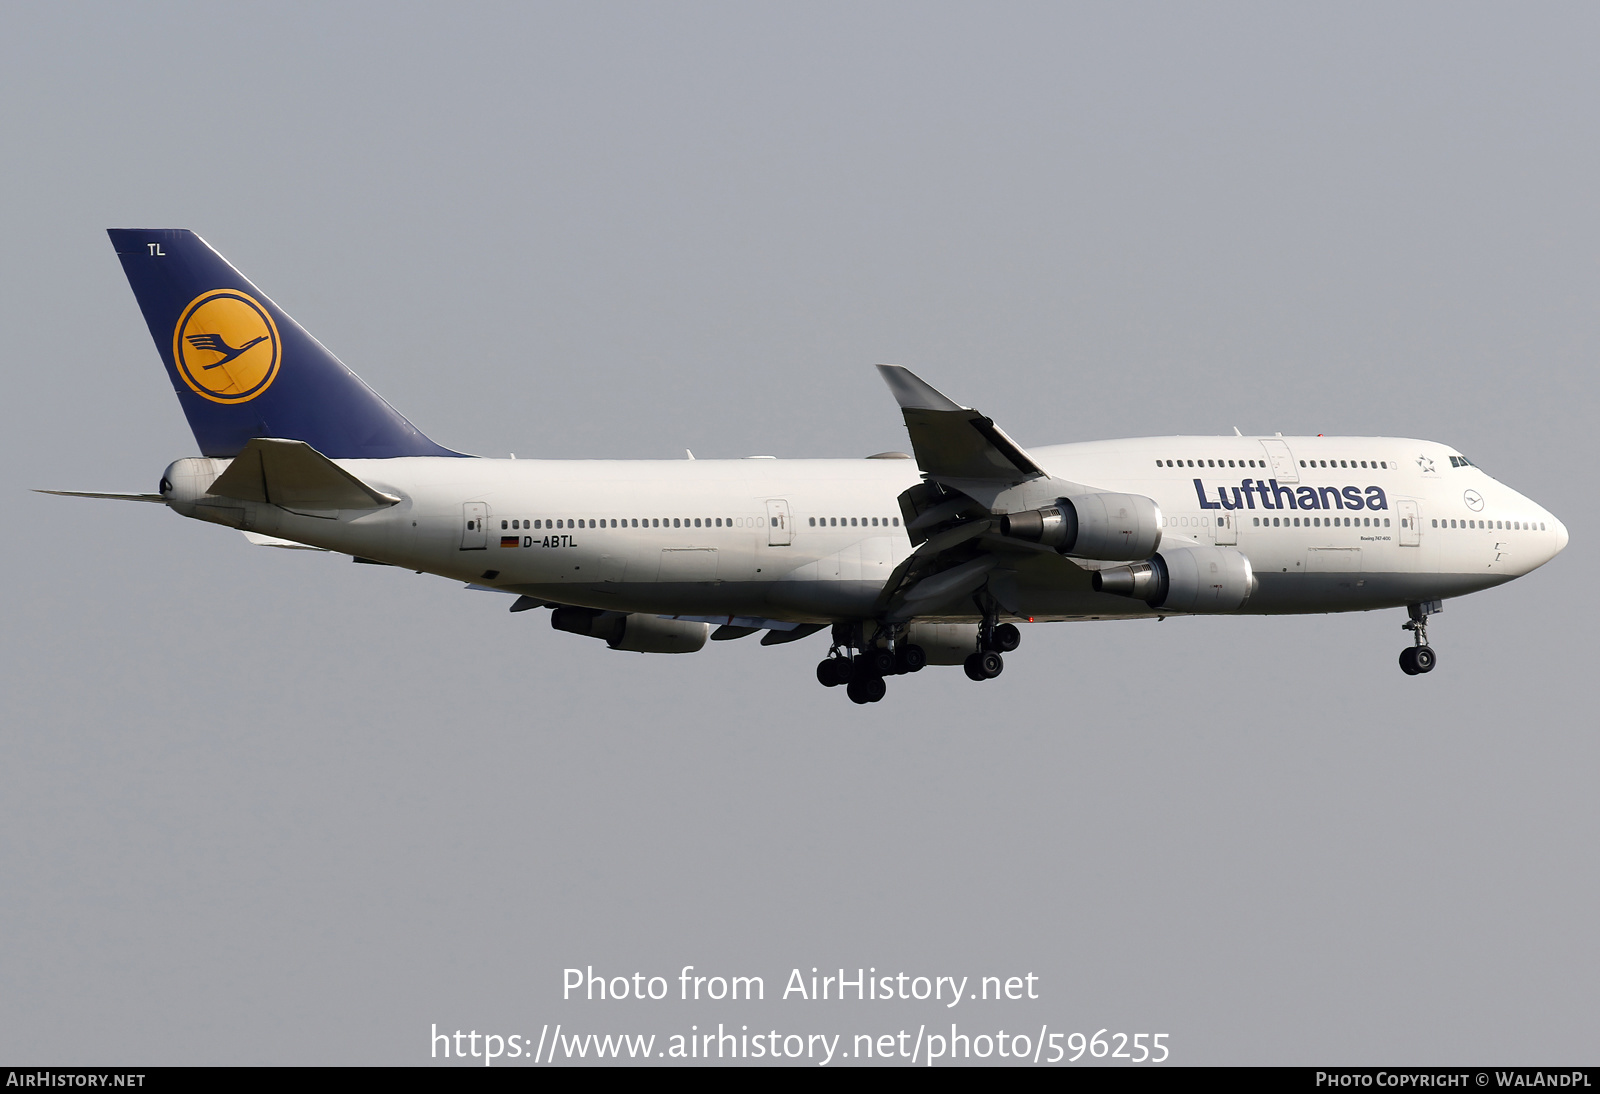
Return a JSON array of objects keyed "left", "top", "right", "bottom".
[{"left": 1450, "top": 455, "right": 1477, "bottom": 468}]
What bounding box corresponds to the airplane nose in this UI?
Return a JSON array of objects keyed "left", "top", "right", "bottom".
[{"left": 1552, "top": 515, "right": 1569, "bottom": 556}]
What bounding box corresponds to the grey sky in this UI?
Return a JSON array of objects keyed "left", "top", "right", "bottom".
[{"left": 1, "top": 2, "right": 1595, "bottom": 1064}]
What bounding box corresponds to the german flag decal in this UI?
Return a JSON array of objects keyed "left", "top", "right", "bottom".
[{"left": 500, "top": 535, "right": 519, "bottom": 548}]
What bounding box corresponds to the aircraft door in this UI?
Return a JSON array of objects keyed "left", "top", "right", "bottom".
[
  {"left": 765, "top": 500, "right": 792, "bottom": 546},
  {"left": 460, "top": 502, "right": 488, "bottom": 550},
  {"left": 1214, "top": 512, "right": 1237, "bottom": 545},
  {"left": 1258, "top": 439, "right": 1299, "bottom": 483},
  {"left": 1397, "top": 500, "right": 1421, "bottom": 547}
]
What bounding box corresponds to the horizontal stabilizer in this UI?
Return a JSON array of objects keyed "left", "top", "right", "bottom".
[
  {"left": 876, "top": 365, "right": 1043, "bottom": 483},
  {"left": 209, "top": 438, "right": 400, "bottom": 510},
  {"left": 240, "top": 530, "right": 328, "bottom": 551},
  {"left": 34, "top": 490, "right": 164, "bottom": 503}
]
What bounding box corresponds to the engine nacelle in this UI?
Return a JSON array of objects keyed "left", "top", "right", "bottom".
[
  {"left": 1091, "top": 545, "right": 1255, "bottom": 613},
  {"left": 550, "top": 608, "right": 708, "bottom": 653},
  {"left": 999, "top": 493, "right": 1163, "bottom": 561}
]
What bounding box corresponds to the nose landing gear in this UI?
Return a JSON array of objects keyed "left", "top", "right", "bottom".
[{"left": 1399, "top": 600, "right": 1441, "bottom": 675}]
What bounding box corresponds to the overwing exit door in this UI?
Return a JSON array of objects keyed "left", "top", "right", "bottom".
[
  {"left": 1213, "top": 512, "right": 1238, "bottom": 545},
  {"left": 765, "top": 500, "right": 792, "bottom": 546},
  {"left": 1258, "top": 438, "right": 1299, "bottom": 483}
]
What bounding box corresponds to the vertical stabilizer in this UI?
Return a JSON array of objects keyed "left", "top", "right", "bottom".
[{"left": 107, "top": 229, "right": 464, "bottom": 459}]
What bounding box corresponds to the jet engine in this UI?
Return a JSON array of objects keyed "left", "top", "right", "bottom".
[
  {"left": 999, "top": 493, "right": 1163, "bottom": 561},
  {"left": 550, "top": 607, "right": 708, "bottom": 653},
  {"left": 1091, "top": 545, "right": 1255, "bottom": 613}
]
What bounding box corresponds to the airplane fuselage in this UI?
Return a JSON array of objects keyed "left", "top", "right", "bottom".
[{"left": 165, "top": 433, "right": 1567, "bottom": 625}]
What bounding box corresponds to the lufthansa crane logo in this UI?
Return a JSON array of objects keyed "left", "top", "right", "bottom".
[
  {"left": 1464, "top": 489, "right": 1484, "bottom": 512},
  {"left": 172, "top": 289, "right": 281, "bottom": 404}
]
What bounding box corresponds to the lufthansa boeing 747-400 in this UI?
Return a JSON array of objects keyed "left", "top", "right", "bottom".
[{"left": 41, "top": 230, "right": 1569, "bottom": 704}]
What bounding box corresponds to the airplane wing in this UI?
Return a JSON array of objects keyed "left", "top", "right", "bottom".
[
  {"left": 873, "top": 366, "right": 1103, "bottom": 621},
  {"left": 876, "top": 365, "right": 1044, "bottom": 484}
]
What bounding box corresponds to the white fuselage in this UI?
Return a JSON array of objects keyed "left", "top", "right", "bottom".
[{"left": 169, "top": 435, "right": 1568, "bottom": 624}]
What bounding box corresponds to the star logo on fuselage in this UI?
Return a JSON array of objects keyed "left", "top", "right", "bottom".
[{"left": 1416, "top": 454, "right": 1436, "bottom": 474}]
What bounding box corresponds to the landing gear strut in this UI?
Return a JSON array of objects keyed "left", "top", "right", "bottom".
[
  {"left": 1399, "top": 600, "right": 1441, "bottom": 675},
  {"left": 964, "top": 600, "right": 1018, "bottom": 682}
]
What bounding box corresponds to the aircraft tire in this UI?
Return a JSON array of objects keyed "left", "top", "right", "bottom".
[
  {"left": 867, "top": 648, "right": 898, "bottom": 676},
  {"left": 898, "top": 644, "right": 928, "bottom": 673},
  {"left": 991, "top": 623, "right": 1021, "bottom": 652},
  {"left": 979, "top": 650, "right": 1005, "bottom": 679},
  {"left": 1413, "top": 646, "right": 1437, "bottom": 673},
  {"left": 1398, "top": 648, "right": 1420, "bottom": 675},
  {"left": 847, "top": 675, "right": 886, "bottom": 704},
  {"left": 963, "top": 652, "right": 988, "bottom": 681},
  {"left": 817, "top": 658, "right": 849, "bottom": 687}
]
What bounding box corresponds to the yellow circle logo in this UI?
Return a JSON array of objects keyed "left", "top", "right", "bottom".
[{"left": 172, "top": 289, "right": 281, "bottom": 404}]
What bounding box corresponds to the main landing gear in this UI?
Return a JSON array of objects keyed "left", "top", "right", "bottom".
[
  {"left": 815, "top": 615, "right": 1025, "bottom": 700},
  {"left": 815, "top": 623, "right": 928, "bottom": 704},
  {"left": 962, "top": 613, "right": 1019, "bottom": 683},
  {"left": 1398, "top": 601, "right": 1441, "bottom": 676}
]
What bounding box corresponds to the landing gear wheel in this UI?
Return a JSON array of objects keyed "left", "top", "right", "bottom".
[
  {"left": 1399, "top": 646, "right": 1438, "bottom": 675},
  {"left": 817, "top": 658, "right": 851, "bottom": 687},
  {"left": 867, "top": 648, "right": 898, "bottom": 677},
  {"left": 846, "top": 674, "right": 887, "bottom": 704},
  {"left": 963, "top": 652, "right": 987, "bottom": 681},
  {"left": 978, "top": 650, "right": 1005, "bottom": 678},
  {"left": 897, "top": 644, "right": 928, "bottom": 673},
  {"left": 990, "top": 623, "right": 1021, "bottom": 653}
]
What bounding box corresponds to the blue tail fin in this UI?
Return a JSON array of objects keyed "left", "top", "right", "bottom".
[{"left": 108, "top": 229, "right": 464, "bottom": 459}]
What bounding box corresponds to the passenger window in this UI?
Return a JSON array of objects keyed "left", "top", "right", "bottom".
[{"left": 1253, "top": 517, "right": 1260, "bottom": 526}]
